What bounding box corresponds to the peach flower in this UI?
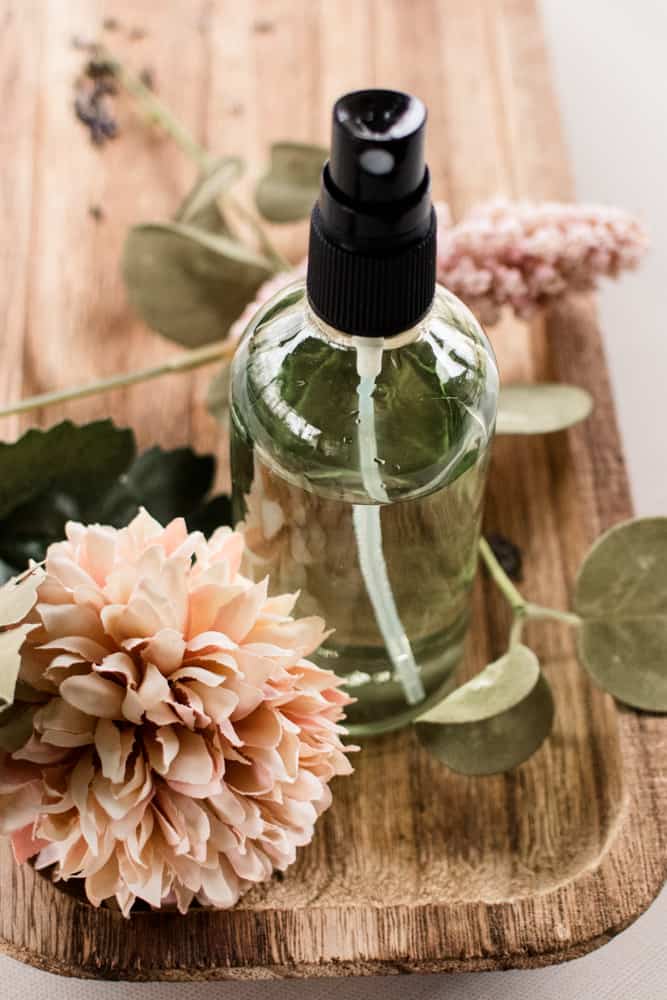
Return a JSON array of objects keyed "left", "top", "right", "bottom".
[{"left": 0, "top": 510, "right": 353, "bottom": 915}]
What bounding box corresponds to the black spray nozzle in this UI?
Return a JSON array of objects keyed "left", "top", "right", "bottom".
[
  {"left": 329, "top": 90, "right": 427, "bottom": 205},
  {"left": 307, "top": 88, "right": 437, "bottom": 338},
  {"left": 317, "top": 89, "right": 432, "bottom": 247}
]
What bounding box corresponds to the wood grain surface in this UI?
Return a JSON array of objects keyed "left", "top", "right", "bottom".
[{"left": 0, "top": 0, "right": 664, "bottom": 981}]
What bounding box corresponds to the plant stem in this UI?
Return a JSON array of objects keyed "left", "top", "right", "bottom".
[
  {"left": 101, "top": 48, "right": 290, "bottom": 270},
  {"left": 227, "top": 195, "right": 291, "bottom": 271},
  {"left": 479, "top": 538, "right": 582, "bottom": 629},
  {"left": 478, "top": 536, "right": 526, "bottom": 612},
  {"left": 508, "top": 615, "right": 525, "bottom": 647},
  {"left": 0, "top": 50, "right": 295, "bottom": 421},
  {"left": 105, "top": 54, "right": 212, "bottom": 172},
  {"left": 525, "top": 603, "right": 581, "bottom": 627},
  {"left": 0, "top": 341, "right": 234, "bottom": 419}
]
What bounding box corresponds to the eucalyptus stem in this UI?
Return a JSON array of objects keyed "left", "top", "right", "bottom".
[
  {"left": 525, "top": 603, "right": 581, "bottom": 627},
  {"left": 101, "top": 48, "right": 290, "bottom": 270},
  {"left": 227, "top": 195, "right": 291, "bottom": 271},
  {"left": 0, "top": 49, "right": 296, "bottom": 422},
  {"left": 0, "top": 341, "right": 233, "bottom": 419},
  {"left": 509, "top": 616, "right": 525, "bottom": 647},
  {"left": 479, "top": 537, "right": 582, "bottom": 634},
  {"left": 478, "top": 536, "right": 526, "bottom": 612}
]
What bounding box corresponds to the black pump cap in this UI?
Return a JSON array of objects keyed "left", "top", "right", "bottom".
[
  {"left": 330, "top": 90, "right": 426, "bottom": 204},
  {"left": 307, "top": 88, "right": 436, "bottom": 337}
]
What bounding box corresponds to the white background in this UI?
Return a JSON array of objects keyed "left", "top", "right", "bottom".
[{"left": 1, "top": 1, "right": 665, "bottom": 996}]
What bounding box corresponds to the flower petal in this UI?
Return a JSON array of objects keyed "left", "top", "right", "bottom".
[
  {"left": 95, "top": 719, "right": 134, "bottom": 782},
  {"left": 214, "top": 578, "right": 268, "bottom": 643},
  {"left": 60, "top": 673, "right": 124, "bottom": 719},
  {"left": 35, "top": 698, "right": 95, "bottom": 747},
  {"left": 198, "top": 857, "right": 240, "bottom": 908},
  {"left": 166, "top": 731, "right": 214, "bottom": 786},
  {"left": 145, "top": 726, "right": 180, "bottom": 776},
  {"left": 137, "top": 662, "right": 171, "bottom": 711},
  {"left": 140, "top": 629, "right": 186, "bottom": 676},
  {"left": 235, "top": 705, "right": 282, "bottom": 749},
  {"left": 245, "top": 616, "right": 329, "bottom": 658},
  {"left": 11, "top": 823, "right": 48, "bottom": 863}
]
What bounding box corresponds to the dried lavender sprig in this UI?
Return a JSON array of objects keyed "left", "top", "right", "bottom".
[{"left": 94, "top": 49, "right": 289, "bottom": 268}]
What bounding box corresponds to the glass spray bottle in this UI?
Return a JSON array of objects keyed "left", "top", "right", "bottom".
[{"left": 230, "top": 90, "right": 499, "bottom": 736}]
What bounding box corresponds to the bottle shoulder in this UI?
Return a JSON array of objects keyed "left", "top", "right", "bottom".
[{"left": 230, "top": 281, "right": 499, "bottom": 502}]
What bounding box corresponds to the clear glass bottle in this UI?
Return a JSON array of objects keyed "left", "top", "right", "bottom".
[{"left": 229, "top": 91, "right": 499, "bottom": 735}]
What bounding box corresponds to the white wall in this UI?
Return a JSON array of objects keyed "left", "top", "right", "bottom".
[
  {"left": 540, "top": 0, "right": 667, "bottom": 515},
  {"left": 539, "top": 2, "right": 667, "bottom": 991}
]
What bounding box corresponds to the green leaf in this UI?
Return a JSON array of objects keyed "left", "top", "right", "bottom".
[
  {"left": 256, "top": 142, "right": 328, "bottom": 222},
  {"left": 0, "top": 420, "right": 135, "bottom": 521},
  {"left": 0, "top": 492, "right": 81, "bottom": 569},
  {"left": 0, "top": 421, "right": 135, "bottom": 573},
  {"left": 174, "top": 156, "right": 244, "bottom": 238},
  {"left": 123, "top": 222, "right": 275, "bottom": 347},
  {"left": 186, "top": 494, "right": 233, "bottom": 536},
  {"left": 0, "top": 421, "right": 229, "bottom": 577},
  {"left": 496, "top": 384, "right": 593, "bottom": 435},
  {"left": 0, "top": 559, "right": 17, "bottom": 585},
  {"left": 0, "top": 623, "right": 36, "bottom": 709},
  {"left": 121, "top": 446, "right": 215, "bottom": 526},
  {"left": 415, "top": 644, "right": 554, "bottom": 774},
  {"left": 0, "top": 701, "right": 38, "bottom": 751},
  {"left": 206, "top": 362, "right": 232, "bottom": 426},
  {"left": 98, "top": 446, "right": 229, "bottom": 538},
  {"left": 13, "top": 680, "right": 49, "bottom": 704},
  {"left": 574, "top": 517, "right": 667, "bottom": 711},
  {"left": 175, "top": 157, "right": 244, "bottom": 229}
]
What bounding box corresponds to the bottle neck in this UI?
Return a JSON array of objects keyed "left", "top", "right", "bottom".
[
  {"left": 306, "top": 204, "right": 437, "bottom": 339},
  {"left": 305, "top": 300, "right": 427, "bottom": 350}
]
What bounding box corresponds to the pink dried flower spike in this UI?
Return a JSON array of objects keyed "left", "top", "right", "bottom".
[
  {"left": 436, "top": 198, "right": 648, "bottom": 324},
  {"left": 0, "top": 509, "right": 353, "bottom": 915}
]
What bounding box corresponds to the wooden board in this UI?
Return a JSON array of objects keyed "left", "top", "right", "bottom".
[{"left": 0, "top": 0, "right": 665, "bottom": 981}]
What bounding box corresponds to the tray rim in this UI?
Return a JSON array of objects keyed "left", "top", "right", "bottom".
[{"left": 0, "top": 908, "right": 659, "bottom": 982}]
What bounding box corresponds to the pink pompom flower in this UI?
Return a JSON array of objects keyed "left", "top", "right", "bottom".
[{"left": 0, "top": 510, "right": 353, "bottom": 915}]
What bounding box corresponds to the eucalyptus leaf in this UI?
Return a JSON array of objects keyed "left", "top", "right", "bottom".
[
  {"left": 206, "top": 362, "right": 232, "bottom": 426},
  {"left": 0, "top": 623, "right": 35, "bottom": 709},
  {"left": 415, "top": 644, "right": 554, "bottom": 774},
  {"left": 496, "top": 384, "right": 593, "bottom": 435},
  {"left": 256, "top": 142, "right": 328, "bottom": 222},
  {"left": 175, "top": 157, "right": 244, "bottom": 229},
  {"left": 123, "top": 222, "right": 275, "bottom": 347},
  {"left": 0, "top": 567, "right": 45, "bottom": 629},
  {"left": 574, "top": 517, "right": 667, "bottom": 711}
]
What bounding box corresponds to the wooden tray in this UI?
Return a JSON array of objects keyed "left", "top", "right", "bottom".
[{"left": 0, "top": 0, "right": 664, "bottom": 981}]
